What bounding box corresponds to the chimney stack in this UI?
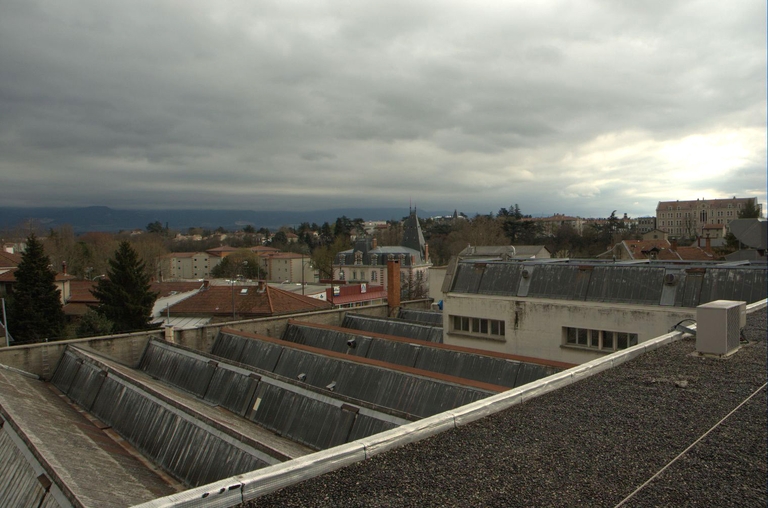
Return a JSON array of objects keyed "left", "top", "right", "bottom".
[
  {"left": 671, "top": 238, "right": 678, "bottom": 252},
  {"left": 705, "top": 235, "right": 711, "bottom": 251},
  {"left": 62, "top": 261, "right": 67, "bottom": 275},
  {"left": 372, "top": 237, "right": 378, "bottom": 250},
  {"left": 387, "top": 258, "right": 400, "bottom": 315},
  {"left": 424, "top": 243, "right": 429, "bottom": 263}
]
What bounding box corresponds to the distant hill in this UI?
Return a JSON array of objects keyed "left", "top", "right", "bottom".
[{"left": 0, "top": 206, "right": 456, "bottom": 233}]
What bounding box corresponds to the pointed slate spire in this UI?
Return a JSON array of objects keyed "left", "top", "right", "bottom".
[{"left": 401, "top": 208, "right": 426, "bottom": 262}]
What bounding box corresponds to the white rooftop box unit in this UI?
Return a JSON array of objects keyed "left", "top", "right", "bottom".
[{"left": 696, "top": 300, "right": 745, "bottom": 356}]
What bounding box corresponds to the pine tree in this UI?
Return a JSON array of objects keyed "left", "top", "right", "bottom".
[
  {"left": 9, "top": 234, "right": 66, "bottom": 342},
  {"left": 92, "top": 241, "right": 158, "bottom": 333}
]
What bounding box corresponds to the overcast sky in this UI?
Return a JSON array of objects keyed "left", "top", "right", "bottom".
[{"left": 1, "top": 0, "right": 765, "bottom": 218}]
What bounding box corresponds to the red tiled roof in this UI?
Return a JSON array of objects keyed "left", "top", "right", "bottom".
[
  {"left": 69, "top": 280, "right": 98, "bottom": 303},
  {"left": 328, "top": 289, "right": 387, "bottom": 305},
  {"left": 0, "top": 251, "right": 21, "bottom": 268},
  {"left": 0, "top": 269, "right": 17, "bottom": 282},
  {"left": 167, "top": 284, "right": 330, "bottom": 317},
  {"left": 622, "top": 240, "right": 715, "bottom": 261}
]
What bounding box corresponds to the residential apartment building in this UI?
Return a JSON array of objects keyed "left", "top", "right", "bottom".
[
  {"left": 636, "top": 216, "right": 656, "bottom": 234},
  {"left": 159, "top": 245, "right": 282, "bottom": 281},
  {"left": 656, "top": 197, "right": 761, "bottom": 238},
  {"left": 159, "top": 252, "right": 220, "bottom": 280},
  {"left": 522, "top": 214, "right": 583, "bottom": 236},
  {"left": 263, "top": 252, "right": 317, "bottom": 284}
]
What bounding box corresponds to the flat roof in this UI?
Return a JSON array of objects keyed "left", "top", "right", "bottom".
[{"left": 248, "top": 306, "right": 767, "bottom": 507}]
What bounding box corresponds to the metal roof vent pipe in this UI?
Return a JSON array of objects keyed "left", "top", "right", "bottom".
[{"left": 695, "top": 300, "right": 745, "bottom": 357}]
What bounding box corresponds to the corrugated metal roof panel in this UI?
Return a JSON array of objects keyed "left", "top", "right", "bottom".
[
  {"left": 477, "top": 263, "right": 523, "bottom": 296},
  {"left": 451, "top": 263, "right": 484, "bottom": 293},
  {"left": 527, "top": 265, "right": 590, "bottom": 300},
  {"left": 282, "top": 322, "right": 559, "bottom": 390},
  {"left": 341, "top": 314, "right": 443, "bottom": 343},
  {"left": 271, "top": 348, "right": 343, "bottom": 390},
  {"left": 140, "top": 341, "right": 216, "bottom": 398},
  {"left": 346, "top": 413, "right": 399, "bottom": 442},
  {"left": 204, "top": 367, "right": 260, "bottom": 417},
  {"left": 678, "top": 272, "right": 704, "bottom": 307},
  {"left": 53, "top": 348, "right": 273, "bottom": 488},
  {"left": 396, "top": 308, "right": 443, "bottom": 325},
  {"left": 586, "top": 266, "right": 665, "bottom": 305},
  {"left": 249, "top": 384, "right": 356, "bottom": 450},
  {"left": 0, "top": 430, "right": 57, "bottom": 508},
  {"left": 700, "top": 268, "right": 767, "bottom": 305}
]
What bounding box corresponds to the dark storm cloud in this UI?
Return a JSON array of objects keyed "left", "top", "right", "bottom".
[{"left": 0, "top": 0, "right": 764, "bottom": 217}]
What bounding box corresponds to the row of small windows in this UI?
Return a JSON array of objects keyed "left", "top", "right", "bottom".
[
  {"left": 339, "top": 270, "right": 379, "bottom": 282},
  {"left": 659, "top": 210, "right": 734, "bottom": 221},
  {"left": 451, "top": 315, "right": 506, "bottom": 338},
  {"left": 563, "top": 327, "right": 638, "bottom": 352}
]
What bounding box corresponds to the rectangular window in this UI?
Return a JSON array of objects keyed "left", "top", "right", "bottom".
[
  {"left": 563, "top": 328, "right": 639, "bottom": 352},
  {"left": 453, "top": 316, "right": 470, "bottom": 332},
  {"left": 602, "top": 331, "right": 614, "bottom": 350},
  {"left": 452, "top": 315, "right": 504, "bottom": 339}
]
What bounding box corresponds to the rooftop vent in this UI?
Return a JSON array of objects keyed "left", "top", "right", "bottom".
[
  {"left": 696, "top": 300, "right": 745, "bottom": 356},
  {"left": 664, "top": 274, "right": 678, "bottom": 285}
]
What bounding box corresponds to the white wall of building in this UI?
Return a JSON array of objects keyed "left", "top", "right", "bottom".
[{"left": 442, "top": 293, "right": 694, "bottom": 364}]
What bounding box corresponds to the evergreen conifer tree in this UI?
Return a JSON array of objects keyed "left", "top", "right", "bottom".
[
  {"left": 92, "top": 241, "right": 158, "bottom": 332},
  {"left": 9, "top": 234, "right": 66, "bottom": 342}
]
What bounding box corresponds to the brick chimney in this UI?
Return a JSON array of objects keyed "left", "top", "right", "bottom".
[
  {"left": 670, "top": 239, "right": 678, "bottom": 252},
  {"left": 372, "top": 237, "right": 378, "bottom": 250},
  {"left": 61, "top": 261, "right": 67, "bottom": 275},
  {"left": 424, "top": 243, "right": 429, "bottom": 263},
  {"left": 387, "top": 259, "right": 400, "bottom": 315},
  {"left": 705, "top": 235, "right": 711, "bottom": 252}
]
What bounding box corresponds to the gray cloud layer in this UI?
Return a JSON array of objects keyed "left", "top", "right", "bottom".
[{"left": 1, "top": 0, "right": 765, "bottom": 217}]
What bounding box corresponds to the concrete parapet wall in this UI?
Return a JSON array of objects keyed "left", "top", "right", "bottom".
[
  {"left": 0, "top": 300, "right": 433, "bottom": 380},
  {"left": 0, "top": 330, "right": 161, "bottom": 379}
]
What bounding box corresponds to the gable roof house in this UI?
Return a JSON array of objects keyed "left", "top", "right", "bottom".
[{"left": 166, "top": 282, "right": 331, "bottom": 321}]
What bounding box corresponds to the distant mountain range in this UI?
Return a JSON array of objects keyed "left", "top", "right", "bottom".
[{"left": 0, "top": 206, "right": 456, "bottom": 233}]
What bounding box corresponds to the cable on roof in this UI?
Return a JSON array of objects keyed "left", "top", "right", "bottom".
[
  {"left": 669, "top": 318, "right": 697, "bottom": 335},
  {"left": 613, "top": 382, "right": 767, "bottom": 508}
]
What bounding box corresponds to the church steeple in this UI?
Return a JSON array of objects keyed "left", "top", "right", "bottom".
[{"left": 401, "top": 208, "right": 426, "bottom": 262}]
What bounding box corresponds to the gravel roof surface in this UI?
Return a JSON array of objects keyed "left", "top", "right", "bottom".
[{"left": 247, "top": 307, "right": 767, "bottom": 507}]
